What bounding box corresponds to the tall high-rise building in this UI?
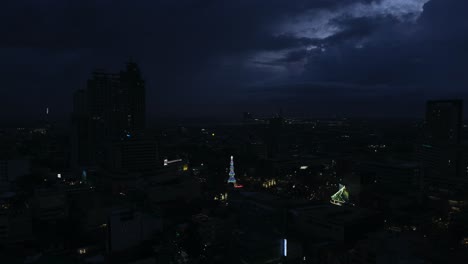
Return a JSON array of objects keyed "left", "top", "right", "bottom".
[
  {"left": 425, "top": 100, "right": 463, "bottom": 144},
  {"left": 418, "top": 100, "right": 465, "bottom": 191},
  {"left": 71, "top": 61, "right": 147, "bottom": 169},
  {"left": 85, "top": 62, "right": 145, "bottom": 138},
  {"left": 86, "top": 71, "right": 120, "bottom": 136},
  {"left": 120, "top": 62, "right": 146, "bottom": 132}
]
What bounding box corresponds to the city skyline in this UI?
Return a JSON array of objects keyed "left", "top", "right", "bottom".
[
  {"left": 2, "top": 0, "right": 468, "bottom": 123},
  {"left": 3, "top": 1, "right": 468, "bottom": 263}
]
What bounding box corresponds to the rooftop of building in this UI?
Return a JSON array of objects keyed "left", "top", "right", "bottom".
[
  {"left": 290, "top": 204, "right": 375, "bottom": 225},
  {"left": 231, "top": 191, "right": 320, "bottom": 213},
  {"left": 363, "top": 160, "right": 420, "bottom": 169}
]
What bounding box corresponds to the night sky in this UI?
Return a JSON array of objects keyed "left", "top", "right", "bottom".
[{"left": 2, "top": 0, "right": 468, "bottom": 122}]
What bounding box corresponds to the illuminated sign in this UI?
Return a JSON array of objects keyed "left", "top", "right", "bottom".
[
  {"left": 283, "top": 239, "right": 287, "bottom": 257},
  {"left": 164, "top": 159, "right": 183, "bottom": 166}
]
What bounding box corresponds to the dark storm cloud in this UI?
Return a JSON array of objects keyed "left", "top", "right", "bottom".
[
  {"left": 0, "top": 0, "right": 363, "bottom": 51},
  {"left": 301, "top": 0, "right": 468, "bottom": 94},
  {"left": 1, "top": 0, "right": 467, "bottom": 120},
  {"left": 277, "top": 49, "right": 309, "bottom": 63},
  {"left": 321, "top": 15, "right": 400, "bottom": 46},
  {"left": 0, "top": 0, "right": 380, "bottom": 120},
  {"left": 256, "top": 0, "right": 468, "bottom": 117}
]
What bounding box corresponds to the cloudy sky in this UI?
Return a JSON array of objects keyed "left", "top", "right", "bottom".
[{"left": 1, "top": 0, "right": 468, "bottom": 122}]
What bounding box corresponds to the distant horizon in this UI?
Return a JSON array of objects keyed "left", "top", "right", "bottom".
[{"left": 0, "top": 114, "right": 445, "bottom": 129}]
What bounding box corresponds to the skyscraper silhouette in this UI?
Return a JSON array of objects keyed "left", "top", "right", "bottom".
[
  {"left": 71, "top": 61, "right": 146, "bottom": 169},
  {"left": 418, "top": 100, "right": 464, "bottom": 191},
  {"left": 425, "top": 100, "right": 463, "bottom": 144},
  {"left": 120, "top": 61, "right": 146, "bottom": 133}
]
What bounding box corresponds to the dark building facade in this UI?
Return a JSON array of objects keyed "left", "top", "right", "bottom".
[
  {"left": 71, "top": 62, "right": 146, "bottom": 169},
  {"left": 418, "top": 100, "right": 465, "bottom": 191},
  {"left": 425, "top": 100, "right": 463, "bottom": 144},
  {"left": 108, "top": 138, "right": 158, "bottom": 172},
  {"left": 119, "top": 62, "right": 146, "bottom": 132}
]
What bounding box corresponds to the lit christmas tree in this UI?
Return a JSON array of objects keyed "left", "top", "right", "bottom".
[{"left": 227, "top": 156, "right": 237, "bottom": 184}]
